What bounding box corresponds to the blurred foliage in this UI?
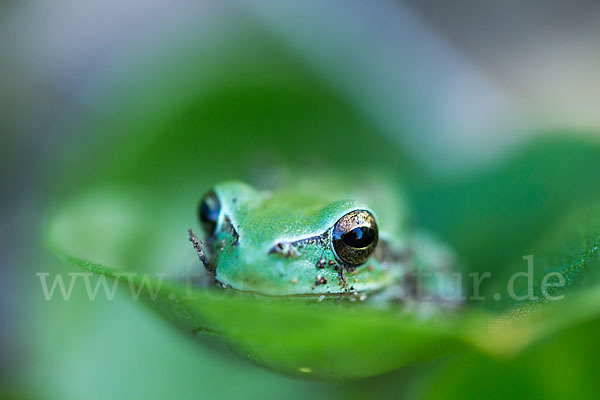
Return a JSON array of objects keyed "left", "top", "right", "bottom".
[
  {"left": 414, "top": 316, "right": 600, "bottom": 400},
  {"left": 407, "top": 139, "right": 600, "bottom": 286},
  {"left": 14, "top": 17, "right": 600, "bottom": 400},
  {"left": 483, "top": 199, "right": 600, "bottom": 310}
]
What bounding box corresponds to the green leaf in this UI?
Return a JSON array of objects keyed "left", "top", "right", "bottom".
[
  {"left": 46, "top": 186, "right": 474, "bottom": 379},
  {"left": 482, "top": 200, "right": 600, "bottom": 311},
  {"left": 407, "top": 139, "right": 600, "bottom": 294},
  {"left": 46, "top": 179, "right": 600, "bottom": 380},
  {"left": 413, "top": 309, "right": 600, "bottom": 400}
]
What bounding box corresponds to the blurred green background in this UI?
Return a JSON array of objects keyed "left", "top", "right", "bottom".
[{"left": 2, "top": 1, "right": 600, "bottom": 399}]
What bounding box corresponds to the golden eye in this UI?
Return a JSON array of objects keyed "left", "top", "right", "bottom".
[
  {"left": 198, "top": 190, "right": 221, "bottom": 236},
  {"left": 332, "top": 210, "right": 378, "bottom": 266}
]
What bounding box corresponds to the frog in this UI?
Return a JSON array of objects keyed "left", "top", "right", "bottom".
[{"left": 188, "top": 179, "right": 460, "bottom": 304}]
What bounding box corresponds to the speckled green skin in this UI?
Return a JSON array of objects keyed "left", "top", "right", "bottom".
[{"left": 205, "top": 181, "right": 406, "bottom": 296}]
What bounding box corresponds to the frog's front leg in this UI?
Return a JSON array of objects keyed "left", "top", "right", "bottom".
[{"left": 188, "top": 228, "right": 212, "bottom": 272}]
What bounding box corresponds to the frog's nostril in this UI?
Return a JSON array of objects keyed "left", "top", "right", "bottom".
[{"left": 268, "top": 242, "right": 300, "bottom": 258}]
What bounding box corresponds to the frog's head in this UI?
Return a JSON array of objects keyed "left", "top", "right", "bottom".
[{"left": 194, "top": 181, "right": 401, "bottom": 296}]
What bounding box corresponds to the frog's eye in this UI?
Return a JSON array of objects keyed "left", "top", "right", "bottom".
[
  {"left": 198, "top": 190, "right": 221, "bottom": 236},
  {"left": 332, "top": 210, "right": 378, "bottom": 266}
]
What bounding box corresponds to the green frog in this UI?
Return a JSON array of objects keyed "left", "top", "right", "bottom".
[{"left": 189, "top": 180, "right": 460, "bottom": 304}]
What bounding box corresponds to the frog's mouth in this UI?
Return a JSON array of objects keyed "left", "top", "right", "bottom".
[
  {"left": 264, "top": 231, "right": 408, "bottom": 295},
  {"left": 267, "top": 231, "right": 329, "bottom": 258},
  {"left": 189, "top": 224, "right": 407, "bottom": 292}
]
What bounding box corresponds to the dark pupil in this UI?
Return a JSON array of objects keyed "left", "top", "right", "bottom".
[
  {"left": 199, "top": 194, "right": 220, "bottom": 234},
  {"left": 342, "top": 226, "right": 375, "bottom": 248}
]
